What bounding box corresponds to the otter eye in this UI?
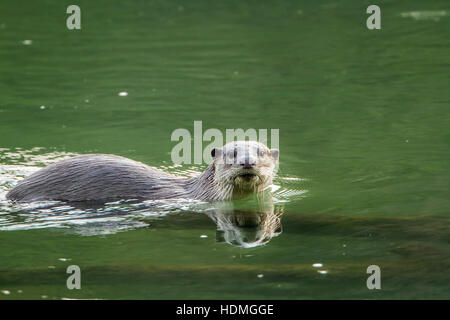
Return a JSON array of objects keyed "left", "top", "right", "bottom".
[
  {"left": 259, "top": 149, "right": 266, "bottom": 157},
  {"left": 227, "top": 149, "right": 236, "bottom": 158}
]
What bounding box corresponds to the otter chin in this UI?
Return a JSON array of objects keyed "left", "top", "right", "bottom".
[
  {"left": 236, "top": 172, "right": 258, "bottom": 182},
  {"left": 6, "top": 140, "right": 279, "bottom": 203},
  {"left": 232, "top": 172, "right": 260, "bottom": 195}
]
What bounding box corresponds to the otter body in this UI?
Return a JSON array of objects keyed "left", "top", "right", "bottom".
[
  {"left": 6, "top": 141, "right": 279, "bottom": 203},
  {"left": 6, "top": 154, "right": 187, "bottom": 202}
]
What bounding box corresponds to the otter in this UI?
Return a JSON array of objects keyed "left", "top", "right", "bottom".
[{"left": 6, "top": 141, "right": 279, "bottom": 203}]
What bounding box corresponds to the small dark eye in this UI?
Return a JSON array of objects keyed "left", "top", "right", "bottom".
[{"left": 259, "top": 149, "right": 266, "bottom": 157}]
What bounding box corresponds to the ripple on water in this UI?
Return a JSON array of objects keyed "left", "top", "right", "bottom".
[
  {"left": 272, "top": 175, "right": 309, "bottom": 203},
  {"left": 0, "top": 196, "right": 209, "bottom": 236},
  {"left": 400, "top": 10, "right": 448, "bottom": 21}
]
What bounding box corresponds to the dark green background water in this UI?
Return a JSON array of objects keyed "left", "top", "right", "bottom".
[{"left": 0, "top": 0, "right": 449, "bottom": 299}]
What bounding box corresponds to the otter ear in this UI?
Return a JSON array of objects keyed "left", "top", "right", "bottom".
[
  {"left": 211, "top": 147, "right": 223, "bottom": 159},
  {"left": 270, "top": 149, "right": 279, "bottom": 160}
]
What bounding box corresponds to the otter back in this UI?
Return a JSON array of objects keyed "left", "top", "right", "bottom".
[{"left": 6, "top": 154, "right": 185, "bottom": 202}]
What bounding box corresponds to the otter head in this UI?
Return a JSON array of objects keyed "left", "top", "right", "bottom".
[{"left": 211, "top": 141, "right": 279, "bottom": 198}]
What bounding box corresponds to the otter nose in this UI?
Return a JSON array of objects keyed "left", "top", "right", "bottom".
[{"left": 240, "top": 156, "right": 256, "bottom": 169}]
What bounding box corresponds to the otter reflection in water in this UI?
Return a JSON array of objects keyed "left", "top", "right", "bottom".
[{"left": 205, "top": 194, "right": 283, "bottom": 248}]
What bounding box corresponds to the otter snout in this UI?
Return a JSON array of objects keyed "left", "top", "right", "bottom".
[{"left": 239, "top": 155, "right": 257, "bottom": 169}]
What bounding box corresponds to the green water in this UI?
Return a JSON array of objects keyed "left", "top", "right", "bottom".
[{"left": 0, "top": 0, "right": 449, "bottom": 299}]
